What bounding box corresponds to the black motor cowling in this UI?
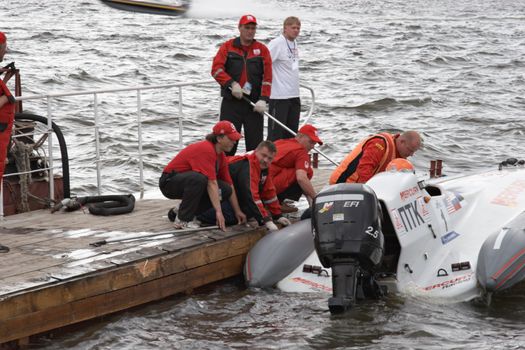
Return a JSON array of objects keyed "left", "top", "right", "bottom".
[{"left": 312, "top": 183, "right": 385, "bottom": 313}]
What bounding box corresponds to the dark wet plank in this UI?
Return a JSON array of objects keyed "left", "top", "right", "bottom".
[{"left": 0, "top": 168, "right": 332, "bottom": 344}]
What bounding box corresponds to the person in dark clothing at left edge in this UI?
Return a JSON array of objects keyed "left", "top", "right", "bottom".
[
  {"left": 211, "top": 14, "right": 272, "bottom": 156},
  {"left": 159, "top": 121, "right": 247, "bottom": 231},
  {"left": 0, "top": 32, "right": 15, "bottom": 254}
]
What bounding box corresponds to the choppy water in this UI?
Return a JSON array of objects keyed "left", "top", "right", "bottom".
[{"left": 3, "top": 0, "right": 525, "bottom": 348}]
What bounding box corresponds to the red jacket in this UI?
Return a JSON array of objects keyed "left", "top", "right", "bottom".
[
  {"left": 228, "top": 152, "right": 281, "bottom": 225},
  {"left": 211, "top": 37, "right": 272, "bottom": 102},
  {"left": 0, "top": 80, "right": 15, "bottom": 125},
  {"left": 163, "top": 140, "right": 232, "bottom": 184},
  {"left": 0, "top": 80, "right": 15, "bottom": 180},
  {"left": 270, "top": 138, "right": 313, "bottom": 194},
  {"left": 330, "top": 133, "right": 400, "bottom": 184}
]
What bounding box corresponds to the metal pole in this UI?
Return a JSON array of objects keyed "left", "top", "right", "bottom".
[
  {"left": 178, "top": 86, "right": 183, "bottom": 148},
  {"left": 137, "top": 90, "right": 144, "bottom": 199},
  {"left": 47, "top": 96, "right": 55, "bottom": 202},
  {"left": 242, "top": 96, "right": 338, "bottom": 166},
  {"left": 94, "top": 93, "right": 102, "bottom": 195}
]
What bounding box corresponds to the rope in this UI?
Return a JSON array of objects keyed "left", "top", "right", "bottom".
[{"left": 12, "top": 138, "right": 34, "bottom": 212}]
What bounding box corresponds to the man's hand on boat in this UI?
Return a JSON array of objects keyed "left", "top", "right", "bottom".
[
  {"left": 265, "top": 221, "right": 279, "bottom": 232},
  {"left": 276, "top": 217, "right": 291, "bottom": 227}
]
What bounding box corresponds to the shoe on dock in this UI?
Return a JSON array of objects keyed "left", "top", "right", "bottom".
[
  {"left": 173, "top": 216, "right": 201, "bottom": 230},
  {"left": 0, "top": 244, "right": 9, "bottom": 253},
  {"left": 168, "top": 207, "right": 178, "bottom": 222}
]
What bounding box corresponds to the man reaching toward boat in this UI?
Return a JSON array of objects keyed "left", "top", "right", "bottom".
[
  {"left": 270, "top": 124, "right": 323, "bottom": 211},
  {"left": 198, "top": 141, "right": 292, "bottom": 231},
  {"left": 211, "top": 14, "right": 272, "bottom": 156},
  {"left": 330, "top": 130, "right": 422, "bottom": 184},
  {"left": 159, "top": 121, "right": 247, "bottom": 230}
]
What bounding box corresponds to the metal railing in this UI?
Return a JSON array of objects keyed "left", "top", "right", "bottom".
[{"left": 1, "top": 79, "right": 315, "bottom": 217}]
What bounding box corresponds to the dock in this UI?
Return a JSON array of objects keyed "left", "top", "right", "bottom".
[{"left": 0, "top": 168, "right": 332, "bottom": 345}]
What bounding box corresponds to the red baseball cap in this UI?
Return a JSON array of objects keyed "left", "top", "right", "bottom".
[
  {"left": 239, "top": 14, "right": 257, "bottom": 26},
  {"left": 0, "top": 32, "right": 6, "bottom": 44},
  {"left": 298, "top": 124, "right": 323, "bottom": 145},
  {"left": 213, "top": 121, "right": 242, "bottom": 141}
]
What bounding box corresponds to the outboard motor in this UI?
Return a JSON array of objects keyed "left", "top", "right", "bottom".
[{"left": 312, "top": 183, "right": 385, "bottom": 314}]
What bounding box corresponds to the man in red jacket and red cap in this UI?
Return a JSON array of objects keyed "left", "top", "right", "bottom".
[
  {"left": 159, "top": 120, "right": 247, "bottom": 230},
  {"left": 211, "top": 14, "right": 272, "bottom": 156},
  {"left": 270, "top": 124, "right": 323, "bottom": 210}
]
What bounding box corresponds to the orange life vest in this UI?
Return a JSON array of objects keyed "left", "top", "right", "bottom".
[{"left": 329, "top": 133, "right": 396, "bottom": 184}]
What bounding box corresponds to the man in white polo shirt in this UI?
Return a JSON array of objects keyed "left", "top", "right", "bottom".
[{"left": 267, "top": 16, "right": 301, "bottom": 141}]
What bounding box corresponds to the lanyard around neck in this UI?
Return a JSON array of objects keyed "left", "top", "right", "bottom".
[{"left": 285, "top": 37, "right": 296, "bottom": 60}]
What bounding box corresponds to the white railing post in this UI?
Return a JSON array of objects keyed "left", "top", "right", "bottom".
[
  {"left": 300, "top": 84, "right": 316, "bottom": 126},
  {"left": 47, "top": 96, "right": 55, "bottom": 203},
  {"left": 10, "top": 81, "right": 317, "bottom": 202},
  {"left": 136, "top": 90, "right": 144, "bottom": 199},
  {"left": 94, "top": 93, "right": 102, "bottom": 195},
  {"left": 178, "top": 86, "right": 183, "bottom": 149}
]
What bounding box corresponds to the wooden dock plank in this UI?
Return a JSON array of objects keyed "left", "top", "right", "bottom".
[
  {"left": 0, "top": 227, "right": 264, "bottom": 321},
  {"left": 0, "top": 272, "right": 61, "bottom": 298},
  {"left": 0, "top": 167, "right": 332, "bottom": 345},
  {"left": 0, "top": 229, "right": 61, "bottom": 247},
  {"left": 0, "top": 255, "right": 244, "bottom": 344}
]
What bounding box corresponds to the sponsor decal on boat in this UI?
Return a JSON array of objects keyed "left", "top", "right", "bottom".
[
  {"left": 291, "top": 277, "right": 332, "bottom": 292},
  {"left": 332, "top": 213, "right": 344, "bottom": 221},
  {"left": 441, "top": 231, "right": 460, "bottom": 244},
  {"left": 343, "top": 200, "right": 360, "bottom": 208},
  {"left": 318, "top": 202, "right": 333, "bottom": 213},
  {"left": 399, "top": 186, "right": 419, "bottom": 201},
  {"left": 445, "top": 192, "right": 463, "bottom": 214},
  {"left": 391, "top": 208, "right": 407, "bottom": 235},
  {"left": 365, "top": 226, "right": 379, "bottom": 239},
  {"left": 395, "top": 199, "right": 425, "bottom": 232},
  {"left": 417, "top": 196, "right": 431, "bottom": 219},
  {"left": 422, "top": 272, "right": 474, "bottom": 291},
  {"left": 491, "top": 179, "right": 525, "bottom": 207}
]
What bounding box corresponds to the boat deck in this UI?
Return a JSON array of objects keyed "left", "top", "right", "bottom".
[{"left": 0, "top": 168, "right": 332, "bottom": 345}]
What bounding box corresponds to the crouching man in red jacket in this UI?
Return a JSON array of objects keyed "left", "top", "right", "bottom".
[{"left": 198, "top": 141, "right": 291, "bottom": 231}]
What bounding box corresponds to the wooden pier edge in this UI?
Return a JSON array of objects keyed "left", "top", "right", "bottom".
[{"left": 0, "top": 227, "right": 266, "bottom": 345}]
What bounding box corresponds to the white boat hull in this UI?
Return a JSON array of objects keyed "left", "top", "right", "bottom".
[{"left": 246, "top": 164, "right": 525, "bottom": 303}]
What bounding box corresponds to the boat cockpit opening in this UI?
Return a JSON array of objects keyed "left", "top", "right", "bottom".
[{"left": 424, "top": 185, "right": 442, "bottom": 196}]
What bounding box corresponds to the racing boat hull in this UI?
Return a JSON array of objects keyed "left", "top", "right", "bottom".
[
  {"left": 100, "top": 0, "right": 188, "bottom": 16},
  {"left": 246, "top": 163, "right": 525, "bottom": 303}
]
